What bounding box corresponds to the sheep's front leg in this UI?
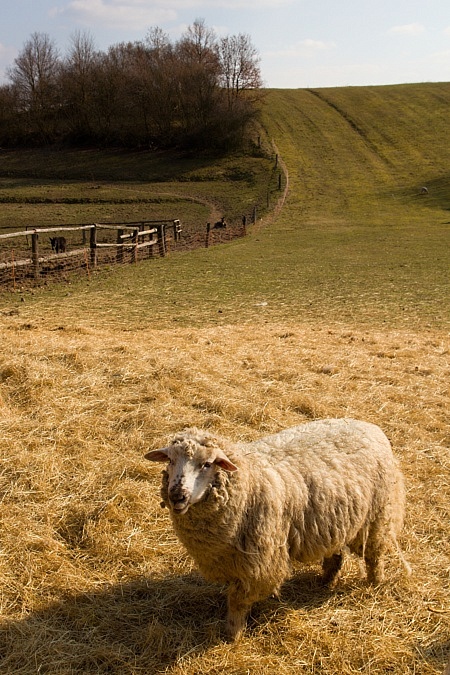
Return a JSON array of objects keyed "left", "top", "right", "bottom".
[
  {"left": 226, "top": 583, "right": 252, "bottom": 641},
  {"left": 322, "top": 552, "right": 343, "bottom": 588}
]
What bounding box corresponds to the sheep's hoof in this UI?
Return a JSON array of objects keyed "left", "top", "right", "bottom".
[
  {"left": 225, "top": 626, "right": 244, "bottom": 642},
  {"left": 225, "top": 613, "right": 247, "bottom": 641},
  {"left": 322, "top": 553, "right": 343, "bottom": 588}
]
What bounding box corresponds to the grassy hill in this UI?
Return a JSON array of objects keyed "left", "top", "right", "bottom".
[
  {"left": 2, "top": 82, "right": 448, "bottom": 329},
  {"left": 0, "top": 84, "right": 449, "bottom": 674}
]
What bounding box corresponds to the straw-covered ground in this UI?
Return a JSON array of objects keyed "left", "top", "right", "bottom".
[{"left": 0, "top": 311, "right": 448, "bottom": 673}]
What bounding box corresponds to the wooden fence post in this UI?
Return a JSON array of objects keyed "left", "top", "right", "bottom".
[
  {"left": 253, "top": 206, "right": 257, "bottom": 224},
  {"left": 31, "top": 232, "right": 39, "bottom": 280},
  {"left": 90, "top": 225, "right": 97, "bottom": 268},
  {"left": 158, "top": 223, "right": 166, "bottom": 257},
  {"left": 116, "top": 229, "right": 124, "bottom": 264},
  {"left": 278, "top": 173, "right": 282, "bottom": 190},
  {"left": 242, "top": 215, "right": 247, "bottom": 236},
  {"left": 205, "top": 222, "right": 211, "bottom": 248},
  {"left": 131, "top": 229, "right": 139, "bottom": 263},
  {"left": 173, "top": 219, "right": 181, "bottom": 242},
  {"left": 149, "top": 228, "right": 154, "bottom": 258},
  {"left": 11, "top": 250, "right": 16, "bottom": 289}
]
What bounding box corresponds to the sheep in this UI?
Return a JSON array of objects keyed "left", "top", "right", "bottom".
[
  {"left": 420, "top": 186, "right": 429, "bottom": 194},
  {"left": 50, "top": 236, "right": 67, "bottom": 253},
  {"left": 145, "top": 419, "right": 409, "bottom": 640}
]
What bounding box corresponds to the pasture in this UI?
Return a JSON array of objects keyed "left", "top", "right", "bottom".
[{"left": 0, "top": 83, "right": 449, "bottom": 674}]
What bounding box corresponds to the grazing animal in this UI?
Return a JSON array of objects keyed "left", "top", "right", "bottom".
[
  {"left": 420, "top": 186, "right": 429, "bottom": 194},
  {"left": 213, "top": 217, "right": 227, "bottom": 229},
  {"left": 50, "top": 236, "right": 67, "bottom": 254},
  {"left": 146, "top": 419, "right": 409, "bottom": 640}
]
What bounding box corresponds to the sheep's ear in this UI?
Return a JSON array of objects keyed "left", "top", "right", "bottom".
[
  {"left": 214, "top": 453, "right": 238, "bottom": 472},
  {"left": 145, "top": 448, "right": 170, "bottom": 462}
]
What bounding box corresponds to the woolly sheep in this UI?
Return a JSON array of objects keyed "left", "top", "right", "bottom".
[{"left": 146, "top": 418, "right": 409, "bottom": 640}]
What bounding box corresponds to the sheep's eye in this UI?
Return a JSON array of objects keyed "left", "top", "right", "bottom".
[{"left": 202, "top": 462, "right": 212, "bottom": 470}]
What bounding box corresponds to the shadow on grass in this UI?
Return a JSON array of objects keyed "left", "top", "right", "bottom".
[{"left": 0, "top": 570, "right": 334, "bottom": 674}]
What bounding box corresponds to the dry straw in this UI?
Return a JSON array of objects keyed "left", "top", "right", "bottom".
[{"left": 0, "top": 313, "right": 449, "bottom": 673}]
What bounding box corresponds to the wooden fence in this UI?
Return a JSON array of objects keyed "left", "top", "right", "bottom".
[{"left": 0, "top": 219, "right": 181, "bottom": 286}]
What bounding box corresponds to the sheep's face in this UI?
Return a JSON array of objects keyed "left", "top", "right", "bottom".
[{"left": 145, "top": 432, "right": 238, "bottom": 515}]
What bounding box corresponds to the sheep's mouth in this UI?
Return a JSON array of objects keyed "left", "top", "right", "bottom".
[{"left": 171, "top": 501, "right": 190, "bottom": 515}]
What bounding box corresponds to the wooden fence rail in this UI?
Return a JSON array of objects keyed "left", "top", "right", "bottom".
[{"left": 0, "top": 220, "right": 181, "bottom": 280}]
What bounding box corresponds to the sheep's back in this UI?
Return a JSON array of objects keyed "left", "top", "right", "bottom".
[{"left": 241, "top": 419, "right": 403, "bottom": 562}]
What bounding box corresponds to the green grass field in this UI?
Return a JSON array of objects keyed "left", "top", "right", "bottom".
[
  {"left": 0, "top": 83, "right": 449, "bottom": 674},
  {"left": 1, "top": 83, "right": 448, "bottom": 330}
]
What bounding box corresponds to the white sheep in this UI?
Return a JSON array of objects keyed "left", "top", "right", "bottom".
[{"left": 146, "top": 419, "right": 409, "bottom": 640}]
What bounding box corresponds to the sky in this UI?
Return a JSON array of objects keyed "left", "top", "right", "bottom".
[{"left": 1, "top": 0, "right": 450, "bottom": 89}]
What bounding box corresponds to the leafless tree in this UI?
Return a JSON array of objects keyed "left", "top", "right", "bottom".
[
  {"left": 175, "top": 20, "right": 222, "bottom": 142},
  {"left": 218, "top": 33, "right": 262, "bottom": 110},
  {"left": 2, "top": 22, "right": 262, "bottom": 149},
  {"left": 62, "top": 31, "right": 97, "bottom": 139},
  {"left": 8, "top": 32, "right": 60, "bottom": 141}
]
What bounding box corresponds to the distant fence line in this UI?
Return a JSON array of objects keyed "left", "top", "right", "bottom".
[
  {"left": 0, "top": 219, "right": 181, "bottom": 286},
  {"left": 0, "top": 146, "right": 288, "bottom": 289},
  {"left": 0, "top": 216, "right": 252, "bottom": 288}
]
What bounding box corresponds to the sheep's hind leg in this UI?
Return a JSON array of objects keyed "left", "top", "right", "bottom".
[
  {"left": 322, "top": 553, "right": 343, "bottom": 588},
  {"left": 364, "top": 521, "right": 387, "bottom": 585},
  {"left": 226, "top": 587, "right": 251, "bottom": 641},
  {"left": 365, "top": 549, "right": 385, "bottom": 585}
]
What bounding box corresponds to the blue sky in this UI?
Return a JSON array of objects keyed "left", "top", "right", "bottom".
[{"left": 1, "top": 0, "right": 450, "bottom": 88}]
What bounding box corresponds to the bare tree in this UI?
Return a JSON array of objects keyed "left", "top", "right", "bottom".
[
  {"left": 141, "top": 28, "right": 178, "bottom": 143},
  {"left": 62, "top": 31, "right": 97, "bottom": 139},
  {"left": 8, "top": 32, "right": 60, "bottom": 141},
  {"left": 1, "top": 22, "right": 263, "bottom": 149},
  {"left": 218, "top": 33, "right": 262, "bottom": 110},
  {"left": 175, "top": 20, "right": 222, "bottom": 142},
  {"left": 178, "top": 18, "right": 218, "bottom": 66}
]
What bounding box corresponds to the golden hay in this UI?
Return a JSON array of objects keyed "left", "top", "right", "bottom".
[{"left": 0, "top": 313, "right": 449, "bottom": 673}]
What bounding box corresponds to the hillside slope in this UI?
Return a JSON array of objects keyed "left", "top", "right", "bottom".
[
  {"left": 262, "top": 83, "right": 450, "bottom": 221},
  {"left": 2, "top": 83, "right": 449, "bottom": 330}
]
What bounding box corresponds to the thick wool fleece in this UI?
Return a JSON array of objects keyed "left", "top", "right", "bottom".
[{"left": 159, "top": 419, "right": 406, "bottom": 604}]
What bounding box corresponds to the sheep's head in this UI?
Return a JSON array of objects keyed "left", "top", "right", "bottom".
[{"left": 145, "top": 429, "right": 238, "bottom": 515}]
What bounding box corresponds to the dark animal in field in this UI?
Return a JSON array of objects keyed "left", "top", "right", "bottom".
[
  {"left": 213, "top": 217, "right": 227, "bottom": 229},
  {"left": 50, "top": 236, "right": 67, "bottom": 253}
]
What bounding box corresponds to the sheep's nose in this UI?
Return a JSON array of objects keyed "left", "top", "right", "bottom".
[{"left": 169, "top": 489, "right": 188, "bottom": 510}]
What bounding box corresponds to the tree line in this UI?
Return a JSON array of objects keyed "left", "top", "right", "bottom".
[{"left": 0, "top": 20, "right": 263, "bottom": 151}]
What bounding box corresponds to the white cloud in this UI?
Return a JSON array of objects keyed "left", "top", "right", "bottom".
[
  {"left": 388, "top": 22, "right": 425, "bottom": 36},
  {"left": 301, "top": 39, "right": 335, "bottom": 51},
  {"left": 171, "top": 0, "right": 291, "bottom": 6},
  {"left": 444, "top": 26, "right": 450, "bottom": 36},
  {"left": 53, "top": 0, "right": 292, "bottom": 29},
  {"left": 265, "top": 39, "right": 336, "bottom": 58},
  {"left": 53, "top": 0, "right": 177, "bottom": 30}
]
